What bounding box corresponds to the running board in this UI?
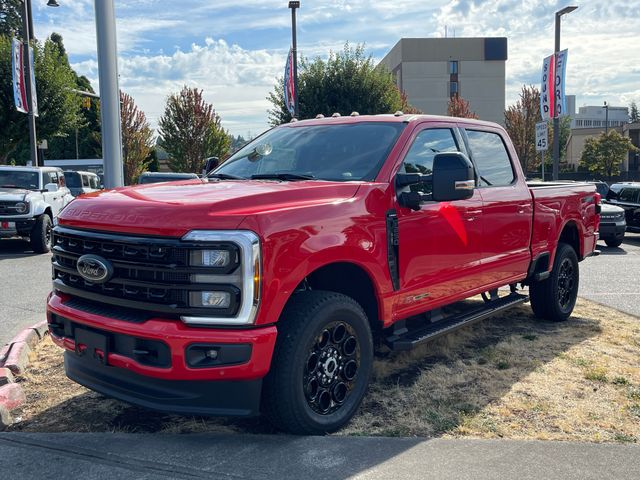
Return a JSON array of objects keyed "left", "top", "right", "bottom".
[{"left": 386, "top": 293, "right": 529, "bottom": 351}]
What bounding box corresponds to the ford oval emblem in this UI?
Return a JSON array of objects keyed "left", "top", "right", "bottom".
[{"left": 76, "top": 254, "right": 113, "bottom": 284}]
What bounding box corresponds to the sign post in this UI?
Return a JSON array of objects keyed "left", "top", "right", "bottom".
[{"left": 535, "top": 122, "right": 549, "bottom": 181}]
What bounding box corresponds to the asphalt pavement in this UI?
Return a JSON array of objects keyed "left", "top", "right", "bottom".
[
  {"left": 580, "top": 232, "right": 640, "bottom": 317},
  {"left": 0, "top": 239, "right": 52, "bottom": 347},
  {"left": 0, "top": 433, "right": 638, "bottom": 480}
]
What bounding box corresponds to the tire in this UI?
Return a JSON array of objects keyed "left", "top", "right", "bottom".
[
  {"left": 529, "top": 242, "right": 579, "bottom": 322},
  {"left": 30, "top": 215, "right": 53, "bottom": 254},
  {"left": 605, "top": 238, "right": 623, "bottom": 248},
  {"left": 262, "top": 290, "right": 373, "bottom": 435}
]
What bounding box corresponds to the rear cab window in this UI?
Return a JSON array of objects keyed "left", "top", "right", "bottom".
[{"left": 465, "top": 130, "right": 515, "bottom": 187}]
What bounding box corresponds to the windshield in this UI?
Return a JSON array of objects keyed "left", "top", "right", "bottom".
[
  {"left": 213, "top": 122, "right": 406, "bottom": 182},
  {"left": 0, "top": 170, "right": 39, "bottom": 190},
  {"left": 64, "top": 172, "right": 82, "bottom": 188}
]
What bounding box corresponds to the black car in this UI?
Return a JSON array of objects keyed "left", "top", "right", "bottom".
[{"left": 607, "top": 183, "right": 640, "bottom": 233}]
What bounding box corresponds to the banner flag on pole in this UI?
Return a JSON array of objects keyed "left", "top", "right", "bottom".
[
  {"left": 541, "top": 49, "right": 568, "bottom": 120},
  {"left": 283, "top": 47, "right": 296, "bottom": 116},
  {"left": 11, "top": 37, "right": 28, "bottom": 114},
  {"left": 29, "top": 46, "right": 39, "bottom": 117}
]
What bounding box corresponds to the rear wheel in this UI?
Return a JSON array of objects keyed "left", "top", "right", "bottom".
[
  {"left": 262, "top": 290, "right": 373, "bottom": 435},
  {"left": 30, "top": 215, "right": 52, "bottom": 254},
  {"left": 529, "top": 242, "right": 579, "bottom": 322}
]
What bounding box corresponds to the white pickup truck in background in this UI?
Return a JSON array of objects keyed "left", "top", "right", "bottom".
[{"left": 0, "top": 166, "right": 74, "bottom": 253}]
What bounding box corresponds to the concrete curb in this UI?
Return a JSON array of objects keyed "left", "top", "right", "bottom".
[{"left": 0, "top": 320, "right": 48, "bottom": 430}]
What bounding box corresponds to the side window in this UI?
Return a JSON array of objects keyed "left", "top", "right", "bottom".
[
  {"left": 82, "top": 174, "right": 90, "bottom": 187},
  {"left": 401, "top": 129, "right": 459, "bottom": 194},
  {"left": 46, "top": 172, "right": 58, "bottom": 185},
  {"left": 465, "top": 130, "right": 515, "bottom": 187},
  {"left": 619, "top": 188, "right": 639, "bottom": 203}
]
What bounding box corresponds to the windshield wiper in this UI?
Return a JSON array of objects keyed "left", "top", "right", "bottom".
[
  {"left": 250, "top": 173, "right": 315, "bottom": 181},
  {"left": 208, "top": 173, "right": 246, "bottom": 180}
]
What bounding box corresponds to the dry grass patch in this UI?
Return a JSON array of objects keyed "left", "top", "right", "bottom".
[{"left": 9, "top": 298, "right": 640, "bottom": 443}]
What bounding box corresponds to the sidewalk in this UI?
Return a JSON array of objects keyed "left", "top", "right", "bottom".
[{"left": 1, "top": 433, "right": 638, "bottom": 479}]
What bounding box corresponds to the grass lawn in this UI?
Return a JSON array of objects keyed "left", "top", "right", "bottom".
[{"left": 9, "top": 298, "right": 640, "bottom": 443}]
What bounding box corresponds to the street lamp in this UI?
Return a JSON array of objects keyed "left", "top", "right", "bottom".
[
  {"left": 603, "top": 101, "right": 609, "bottom": 134},
  {"left": 551, "top": 5, "right": 578, "bottom": 180},
  {"left": 19, "top": 0, "right": 60, "bottom": 167},
  {"left": 288, "top": 1, "right": 300, "bottom": 119}
]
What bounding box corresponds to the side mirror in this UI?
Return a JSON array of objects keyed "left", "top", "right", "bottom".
[
  {"left": 44, "top": 183, "right": 59, "bottom": 193},
  {"left": 431, "top": 152, "right": 475, "bottom": 202},
  {"left": 204, "top": 157, "right": 220, "bottom": 175}
]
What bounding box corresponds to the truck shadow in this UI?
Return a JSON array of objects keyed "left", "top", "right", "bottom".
[{"left": 11, "top": 301, "right": 602, "bottom": 440}]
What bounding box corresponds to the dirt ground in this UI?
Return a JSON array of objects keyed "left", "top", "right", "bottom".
[{"left": 8, "top": 298, "right": 640, "bottom": 443}]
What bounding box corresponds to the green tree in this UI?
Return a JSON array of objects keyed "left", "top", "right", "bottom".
[
  {"left": 0, "top": 0, "right": 21, "bottom": 38},
  {"left": 120, "top": 91, "right": 153, "bottom": 185},
  {"left": 0, "top": 35, "right": 81, "bottom": 164},
  {"left": 580, "top": 130, "right": 639, "bottom": 178},
  {"left": 630, "top": 102, "right": 639, "bottom": 123},
  {"left": 447, "top": 95, "right": 478, "bottom": 119},
  {"left": 504, "top": 85, "right": 542, "bottom": 173},
  {"left": 158, "top": 86, "right": 230, "bottom": 173},
  {"left": 267, "top": 43, "right": 417, "bottom": 125}
]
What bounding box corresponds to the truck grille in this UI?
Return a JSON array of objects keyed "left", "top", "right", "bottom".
[
  {"left": 51, "top": 226, "right": 241, "bottom": 318},
  {"left": 0, "top": 201, "right": 23, "bottom": 215}
]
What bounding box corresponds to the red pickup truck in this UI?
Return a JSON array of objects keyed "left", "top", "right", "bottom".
[{"left": 47, "top": 114, "right": 600, "bottom": 434}]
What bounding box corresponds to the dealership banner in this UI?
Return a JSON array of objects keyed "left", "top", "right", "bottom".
[
  {"left": 541, "top": 49, "right": 568, "bottom": 120},
  {"left": 283, "top": 47, "right": 296, "bottom": 116},
  {"left": 29, "top": 46, "right": 38, "bottom": 117},
  {"left": 11, "top": 38, "right": 28, "bottom": 114}
]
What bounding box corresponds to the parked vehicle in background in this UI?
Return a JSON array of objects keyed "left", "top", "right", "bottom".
[
  {"left": 598, "top": 203, "right": 626, "bottom": 247},
  {"left": 47, "top": 114, "right": 600, "bottom": 434},
  {"left": 64, "top": 171, "right": 102, "bottom": 197},
  {"left": 0, "top": 166, "right": 73, "bottom": 253},
  {"left": 592, "top": 181, "right": 610, "bottom": 199},
  {"left": 607, "top": 183, "right": 640, "bottom": 232},
  {"left": 138, "top": 172, "right": 200, "bottom": 184}
]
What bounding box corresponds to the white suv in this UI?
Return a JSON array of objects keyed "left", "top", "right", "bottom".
[{"left": 0, "top": 166, "right": 74, "bottom": 253}]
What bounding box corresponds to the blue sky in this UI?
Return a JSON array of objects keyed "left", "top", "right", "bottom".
[{"left": 31, "top": 0, "right": 640, "bottom": 137}]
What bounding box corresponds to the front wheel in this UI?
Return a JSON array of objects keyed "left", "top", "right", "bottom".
[
  {"left": 529, "top": 242, "right": 579, "bottom": 322},
  {"left": 605, "top": 238, "right": 623, "bottom": 248},
  {"left": 262, "top": 290, "right": 373, "bottom": 435},
  {"left": 30, "top": 215, "right": 52, "bottom": 254}
]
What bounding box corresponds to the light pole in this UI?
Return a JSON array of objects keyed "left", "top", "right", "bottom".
[
  {"left": 603, "top": 101, "right": 609, "bottom": 134},
  {"left": 94, "top": 0, "right": 124, "bottom": 188},
  {"left": 552, "top": 5, "right": 578, "bottom": 181},
  {"left": 288, "top": 1, "right": 300, "bottom": 119}
]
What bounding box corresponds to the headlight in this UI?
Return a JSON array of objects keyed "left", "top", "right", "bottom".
[
  {"left": 190, "top": 249, "right": 232, "bottom": 267},
  {"left": 180, "top": 230, "right": 261, "bottom": 326},
  {"left": 14, "top": 202, "right": 28, "bottom": 214}
]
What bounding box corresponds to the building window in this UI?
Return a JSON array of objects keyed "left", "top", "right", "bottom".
[
  {"left": 449, "top": 60, "right": 458, "bottom": 74},
  {"left": 449, "top": 81, "right": 458, "bottom": 97}
]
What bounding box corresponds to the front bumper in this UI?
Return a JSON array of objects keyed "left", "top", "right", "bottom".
[
  {"left": 598, "top": 221, "right": 626, "bottom": 240},
  {"left": 0, "top": 217, "right": 36, "bottom": 238},
  {"left": 47, "top": 292, "right": 277, "bottom": 416}
]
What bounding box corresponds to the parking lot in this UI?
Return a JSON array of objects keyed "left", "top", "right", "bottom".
[{"left": 1, "top": 233, "right": 639, "bottom": 347}]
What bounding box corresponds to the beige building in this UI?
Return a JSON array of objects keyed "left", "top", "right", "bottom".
[
  {"left": 566, "top": 123, "right": 640, "bottom": 174},
  {"left": 378, "top": 37, "right": 507, "bottom": 124}
]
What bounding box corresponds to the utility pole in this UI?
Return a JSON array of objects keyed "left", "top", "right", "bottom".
[
  {"left": 552, "top": 6, "right": 577, "bottom": 181},
  {"left": 95, "top": 0, "right": 124, "bottom": 188},
  {"left": 20, "top": 0, "right": 38, "bottom": 166},
  {"left": 604, "top": 101, "right": 609, "bottom": 134},
  {"left": 288, "top": 1, "right": 300, "bottom": 119}
]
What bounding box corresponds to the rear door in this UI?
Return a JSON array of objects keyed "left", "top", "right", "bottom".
[
  {"left": 611, "top": 187, "right": 640, "bottom": 228},
  {"left": 462, "top": 127, "right": 533, "bottom": 285},
  {"left": 394, "top": 124, "right": 484, "bottom": 317},
  {"left": 42, "top": 171, "right": 65, "bottom": 216}
]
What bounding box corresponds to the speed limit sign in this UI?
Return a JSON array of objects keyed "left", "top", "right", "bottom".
[{"left": 535, "top": 122, "right": 548, "bottom": 152}]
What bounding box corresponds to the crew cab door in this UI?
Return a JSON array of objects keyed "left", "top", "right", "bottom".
[
  {"left": 394, "top": 125, "right": 484, "bottom": 319},
  {"left": 42, "top": 170, "right": 65, "bottom": 216},
  {"left": 462, "top": 127, "right": 533, "bottom": 284}
]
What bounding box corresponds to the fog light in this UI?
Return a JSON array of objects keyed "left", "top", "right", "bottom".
[
  {"left": 190, "top": 250, "right": 231, "bottom": 267},
  {"left": 190, "top": 291, "right": 231, "bottom": 308}
]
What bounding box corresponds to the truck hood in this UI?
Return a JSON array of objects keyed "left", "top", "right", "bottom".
[
  {"left": 58, "top": 179, "right": 362, "bottom": 237},
  {"left": 0, "top": 188, "right": 30, "bottom": 202}
]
